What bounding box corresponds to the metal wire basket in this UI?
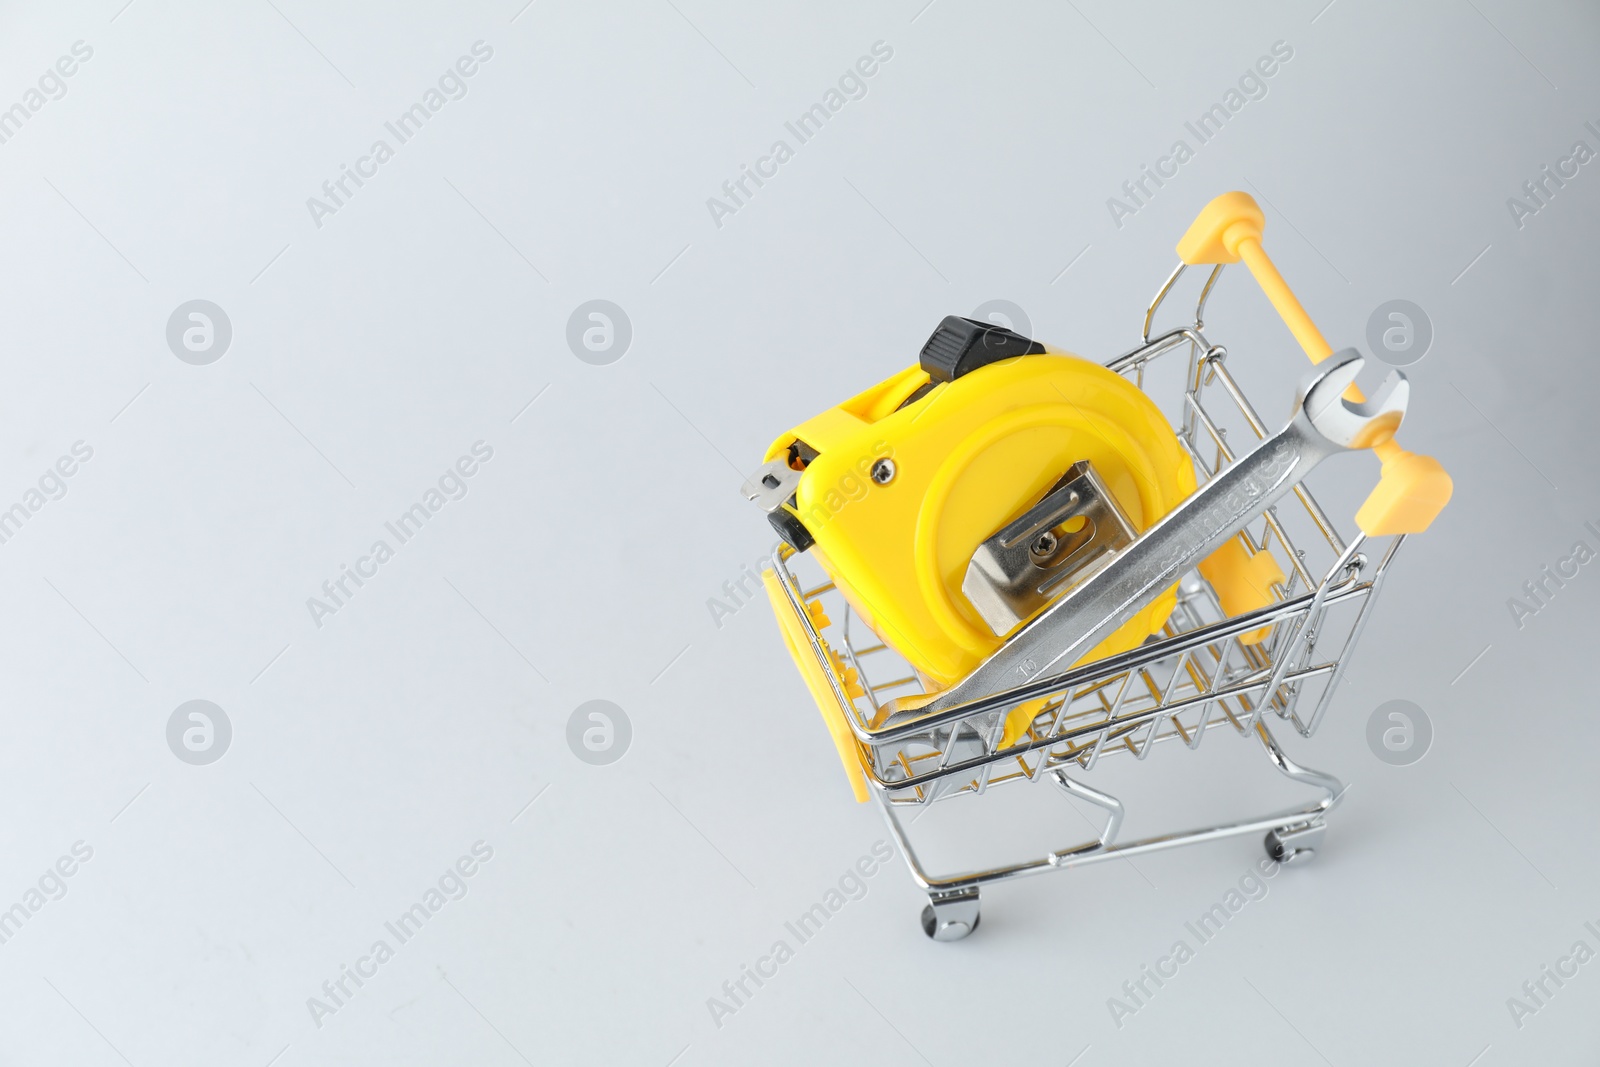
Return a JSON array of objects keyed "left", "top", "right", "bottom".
[{"left": 767, "top": 261, "right": 1406, "bottom": 940}]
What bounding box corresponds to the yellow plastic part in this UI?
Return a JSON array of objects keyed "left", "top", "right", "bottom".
[
  {"left": 763, "top": 568, "right": 870, "bottom": 802},
  {"left": 1196, "top": 537, "right": 1285, "bottom": 645},
  {"left": 1177, "top": 192, "right": 1452, "bottom": 536},
  {"left": 1354, "top": 450, "right": 1455, "bottom": 536}
]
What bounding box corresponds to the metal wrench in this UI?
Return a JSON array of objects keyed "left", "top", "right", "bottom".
[{"left": 880, "top": 348, "right": 1407, "bottom": 727}]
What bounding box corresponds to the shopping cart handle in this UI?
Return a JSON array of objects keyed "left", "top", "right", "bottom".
[{"left": 1175, "top": 192, "right": 1452, "bottom": 537}]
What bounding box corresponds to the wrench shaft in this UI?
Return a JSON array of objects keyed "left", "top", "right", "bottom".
[{"left": 880, "top": 348, "right": 1404, "bottom": 728}]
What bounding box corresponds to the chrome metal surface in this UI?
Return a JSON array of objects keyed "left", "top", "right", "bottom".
[
  {"left": 1265, "top": 821, "right": 1325, "bottom": 864},
  {"left": 761, "top": 259, "right": 1405, "bottom": 936},
  {"left": 740, "top": 458, "right": 802, "bottom": 513},
  {"left": 1142, "top": 261, "right": 1224, "bottom": 342},
  {"left": 961, "top": 460, "right": 1136, "bottom": 637},
  {"left": 920, "top": 889, "right": 980, "bottom": 941}
]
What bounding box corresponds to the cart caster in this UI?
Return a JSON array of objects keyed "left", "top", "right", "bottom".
[
  {"left": 920, "top": 888, "right": 980, "bottom": 941},
  {"left": 1265, "top": 822, "right": 1325, "bottom": 865}
]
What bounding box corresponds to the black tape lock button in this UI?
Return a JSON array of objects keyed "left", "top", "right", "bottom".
[{"left": 918, "top": 316, "right": 1046, "bottom": 383}]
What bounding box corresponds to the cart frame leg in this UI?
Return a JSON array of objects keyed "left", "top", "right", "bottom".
[
  {"left": 874, "top": 716, "right": 1346, "bottom": 938},
  {"left": 1254, "top": 719, "right": 1340, "bottom": 864}
]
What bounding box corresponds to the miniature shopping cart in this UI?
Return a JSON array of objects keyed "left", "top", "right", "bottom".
[{"left": 745, "top": 192, "right": 1451, "bottom": 939}]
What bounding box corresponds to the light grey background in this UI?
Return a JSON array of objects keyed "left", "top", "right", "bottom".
[{"left": 0, "top": 0, "right": 1596, "bottom": 1064}]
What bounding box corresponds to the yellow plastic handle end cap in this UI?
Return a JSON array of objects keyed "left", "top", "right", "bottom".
[
  {"left": 1355, "top": 452, "right": 1453, "bottom": 537},
  {"left": 1176, "top": 191, "right": 1266, "bottom": 265}
]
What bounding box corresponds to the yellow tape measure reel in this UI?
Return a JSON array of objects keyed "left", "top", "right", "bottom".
[{"left": 759, "top": 317, "right": 1293, "bottom": 796}]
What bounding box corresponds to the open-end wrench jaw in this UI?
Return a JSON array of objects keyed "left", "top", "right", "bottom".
[{"left": 1297, "top": 348, "right": 1409, "bottom": 452}]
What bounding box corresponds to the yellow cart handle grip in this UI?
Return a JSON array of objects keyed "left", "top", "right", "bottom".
[{"left": 1175, "top": 192, "right": 1452, "bottom": 537}]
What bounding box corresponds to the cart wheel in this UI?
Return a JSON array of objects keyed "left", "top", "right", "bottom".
[
  {"left": 920, "top": 888, "right": 980, "bottom": 941},
  {"left": 1264, "top": 822, "right": 1325, "bottom": 865}
]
